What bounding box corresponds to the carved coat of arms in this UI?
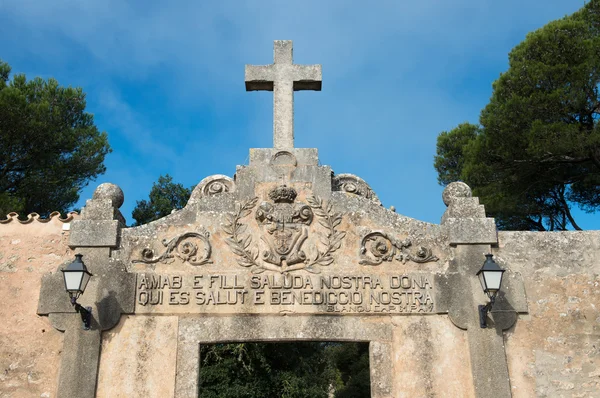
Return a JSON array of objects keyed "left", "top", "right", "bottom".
[
  {"left": 223, "top": 185, "right": 346, "bottom": 274},
  {"left": 255, "top": 185, "right": 313, "bottom": 268}
]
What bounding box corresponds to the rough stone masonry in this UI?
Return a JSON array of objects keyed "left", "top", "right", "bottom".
[{"left": 0, "top": 40, "right": 598, "bottom": 398}]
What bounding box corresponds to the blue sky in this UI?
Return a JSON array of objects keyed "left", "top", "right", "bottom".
[{"left": 1, "top": 0, "right": 596, "bottom": 229}]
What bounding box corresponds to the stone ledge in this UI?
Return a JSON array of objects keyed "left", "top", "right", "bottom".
[{"left": 81, "top": 199, "right": 117, "bottom": 220}]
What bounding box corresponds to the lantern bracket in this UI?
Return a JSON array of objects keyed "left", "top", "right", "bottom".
[
  {"left": 70, "top": 296, "right": 92, "bottom": 330},
  {"left": 478, "top": 295, "right": 496, "bottom": 328}
]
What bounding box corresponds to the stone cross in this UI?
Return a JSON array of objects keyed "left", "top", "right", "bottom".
[{"left": 245, "top": 40, "right": 322, "bottom": 149}]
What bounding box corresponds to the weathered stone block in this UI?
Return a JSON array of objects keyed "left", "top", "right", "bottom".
[
  {"left": 442, "top": 197, "right": 486, "bottom": 222},
  {"left": 81, "top": 199, "right": 116, "bottom": 220},
  {"left": 69, "top": 220, "right": 119, "bottom": 247},
  {"left": 445, "top": 218, "right": 498, "bottom": 244}
]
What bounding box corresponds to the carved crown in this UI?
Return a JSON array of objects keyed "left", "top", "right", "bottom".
[{"left": 268, "top": 185, "right": 297, "bottom": 203}]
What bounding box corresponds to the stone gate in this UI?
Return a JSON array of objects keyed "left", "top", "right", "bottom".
[{"left": 1, "top": 41, "right": 599, "bottom": 398}]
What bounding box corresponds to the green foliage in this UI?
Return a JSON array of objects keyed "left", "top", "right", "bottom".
[
  {"left": 199, "top": 342, "right": 335, "bottom": 398},
  {"left": 327, "top": 342, "right": 371, "bottom": 398},
  {"left": 434, "top": 1, "right": 600, "bottom": 230},
  {"left": 0, "top": 60, "right": 110, "bottom": 217},
  {"left": 0, "top": 62, "right": 10, "bottom": 88},
  {"left": 198, "top": 342, "right": 370, "bottom": 398},
  {"left": 131, "top": 174, "right": 192, "bottom": 225},
  {"left": 434, "top": 123, "right": 480, "bottom": 186}
]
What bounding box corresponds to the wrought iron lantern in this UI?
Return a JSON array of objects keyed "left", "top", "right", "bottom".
[
  {"left": 476, "top": 253, "right": 505, "bottom": 328},
  {"left": 61, "top": 254, "right": 93, "bottom": 330}
]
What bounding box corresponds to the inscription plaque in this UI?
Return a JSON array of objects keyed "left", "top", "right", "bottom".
[{"left": 135, "top": 272, "right": 436, "bottom": 315}]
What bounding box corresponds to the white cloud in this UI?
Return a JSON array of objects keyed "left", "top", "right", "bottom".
[{"left": 93, "top": 88, "right": 178, "bottom": 162}]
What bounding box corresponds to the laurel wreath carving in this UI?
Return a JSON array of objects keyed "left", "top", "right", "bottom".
[
  {"left": 222, "top": 197, "right": 261, "bottom": 271},
  {"left": 305, "top": 195, "right": 346, "bottom": 270},
  {"left": 222, "top": 194, "right": 346, "bottom": 273}
]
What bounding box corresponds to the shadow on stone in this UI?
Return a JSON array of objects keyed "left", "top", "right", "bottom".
[
  {"left": 489, "top": 290, "right": 518, "bottom": 335},
  {"left": 97, "top": 289, "right": 125, "bottom": 331}
]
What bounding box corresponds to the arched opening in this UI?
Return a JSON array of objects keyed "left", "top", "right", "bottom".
[
  {"left": 175, "top": 316, "right": 393, "bottom": 398},
  {"left": 198, "top": 341, "right": 371, "bottom": 398}
]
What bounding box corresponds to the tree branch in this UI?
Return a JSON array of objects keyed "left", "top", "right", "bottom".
[
  {"left": 589, "top": 149, "right": 600, "bottom": 171},
  {"left": 558, "top": 187, "right": 582, "bottom": 230},
  {"left": 512, "top": 155, "right": 591, "bottom": 164}
]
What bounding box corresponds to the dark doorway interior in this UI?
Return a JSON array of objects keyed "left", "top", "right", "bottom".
[{"left": 198, "top": 341, "right": 371, "bottom": 398}]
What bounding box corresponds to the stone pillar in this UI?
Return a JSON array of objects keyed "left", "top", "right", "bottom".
[
  {"left": 55, "top": 315, "right": 102, "bottom": 397},
  {"left": 442, "top": 182, "right": 526, "bottom": 398},
  {"left": 37, "top": 183, "right": 135, "bottom": 398}
]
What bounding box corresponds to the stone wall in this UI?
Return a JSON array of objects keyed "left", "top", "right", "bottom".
[
  {"left": 2, "top": 176, "right": 599, "bottom": 398},
  {"left": 0, "top": 213, "right": 77, "bottom": 398},
  {"left": 498, "top": 231, "right": 600, "bottom": 397},
  {"left": 96, "top": 315, "right": 178, "bottom": 398}
]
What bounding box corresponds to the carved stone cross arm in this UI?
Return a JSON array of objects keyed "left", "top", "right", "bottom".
[{"left": 245, "top": 40, "right": 322, "bottom": 149}]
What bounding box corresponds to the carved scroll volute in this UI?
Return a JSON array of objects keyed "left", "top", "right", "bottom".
[
  {"left": 133, "top": 229, "right": 213, "bottom": 266},
  {"left": 332, "top": 173, "right": 382, "bottom": 206},
  {"left": 359, "top": 231, "right": 438, "bottom": 266},
  {"left": 188, "top": 174, "right": 235, "bottom": 205}
]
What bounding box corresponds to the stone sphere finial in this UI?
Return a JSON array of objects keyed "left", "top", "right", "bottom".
[
  {"left": 442, "top": 182, "right": 472, "bottom": 207},
  {"left": 93, "top": 183, "right": 124, "bottom": 208}
]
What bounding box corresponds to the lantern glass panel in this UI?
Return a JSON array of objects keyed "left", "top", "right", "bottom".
[
  {"left": 483, "top": 270, "right": 503, "bottom": 292},
  {"left": 80, "top": 271, "right": 92, "bottom": 293},
  {"left": 478, "top": 271, "right": 487, "bottom": 292},
  {"left": 64, "top": 271, "right": 84, "bottom": 292}
]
